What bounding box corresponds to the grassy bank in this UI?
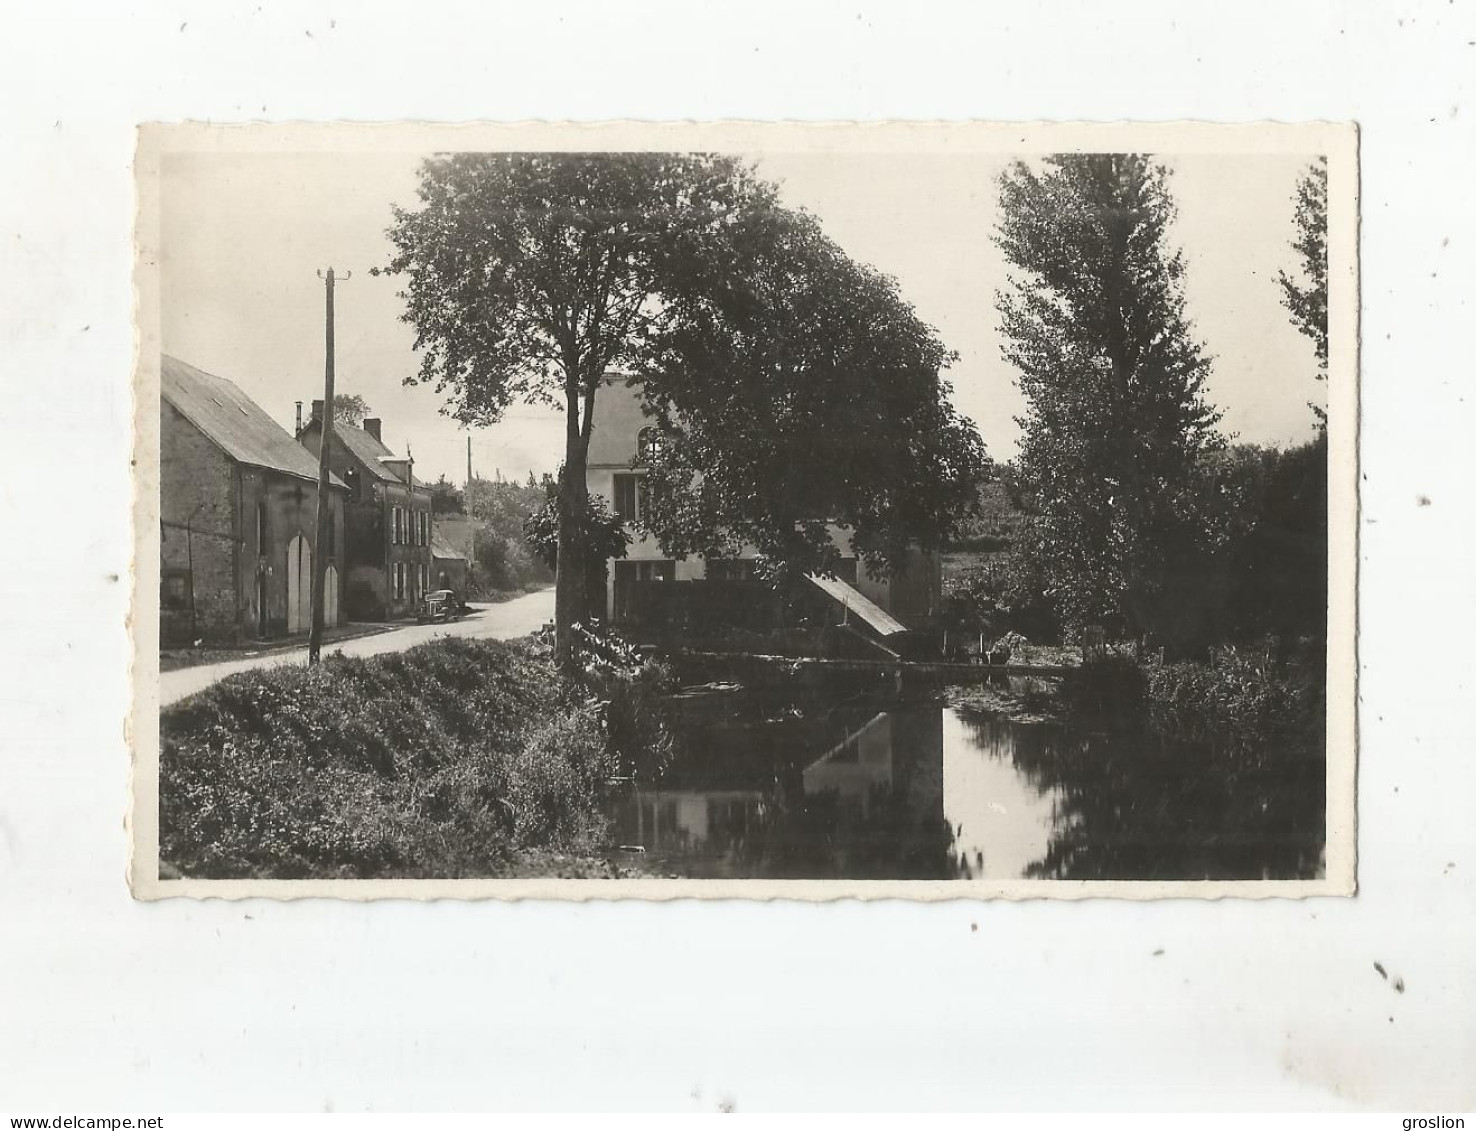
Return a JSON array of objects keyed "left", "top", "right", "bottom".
[
  {"left": 947, "top": 641, "right": 1325, "bottom": 748},
  {"left": 1048, "top": 645, "right": 1324, "bottom": 744},
  {"left": 160, "top": 636, "right": 627, "bottom": 880}
]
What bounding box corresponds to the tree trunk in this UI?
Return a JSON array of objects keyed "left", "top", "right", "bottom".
[{"left": 553, "top": 428, "right": 590, "bottom": 668}]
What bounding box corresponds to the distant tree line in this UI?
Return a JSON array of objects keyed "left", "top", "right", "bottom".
[{"left": 427, "top": 473, "right": 556, "bottom": 597}]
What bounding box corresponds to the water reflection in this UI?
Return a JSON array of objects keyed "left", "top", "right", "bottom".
[{"left": 607, "top": 692, "right": 1324, "bottom": 882}]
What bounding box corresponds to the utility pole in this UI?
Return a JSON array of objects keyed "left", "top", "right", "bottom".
[
  {"left": 407, "top": 442, "right": 417, "bottom": 603},
  {"left": 308, "top": 266, "right": 349, "bottom": 663},
  {"left": 466, "top": 435, "right": 473, "bottom": 489}
]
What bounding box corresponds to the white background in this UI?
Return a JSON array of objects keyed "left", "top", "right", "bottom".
[{"left": 2, "top": 0, "right": 1473, "bottom": 1113}]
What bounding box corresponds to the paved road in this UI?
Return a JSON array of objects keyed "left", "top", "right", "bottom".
[{"left": 158, "top": 587, "right": 555, "bottom": 707}]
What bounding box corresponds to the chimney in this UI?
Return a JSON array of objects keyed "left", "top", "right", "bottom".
[
  {"left": 363, "top": 417, "right": 382, "bottom": 442},
  {"left": 311, "top": 399, "right": 324, "bottom": 425},
  {"left": 294, "top": 401, "right": 303, "bottom": 433}
]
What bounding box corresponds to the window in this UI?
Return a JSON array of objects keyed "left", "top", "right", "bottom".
[
  {"left": 617, "top": 560, "right": 674, "bottom": 583},
  {"left": 392, "top": 506, "right": 402, "bottom": 545},
  {"left": 637, "top": 427, "right": 665, "bottom": 463},
  {"left": 161, "top": 570, "right": 191, "bottom": 611},
  {"left": 256, "top": 501, "right": 268, "bottom": 556},
  {"left": 419, "top": 563, "right": 428, "bottom": 596},
  {"left": 708, "top": 558, "right": 758, "bottom": 581},
  {"left": 613, "top": 474, "right": 640, "bottom": 521},
  {"left": 394, "top": 562, "right": 405, "bottom": 601},
  {"left": 418, "top": 510, "right": 428, "bottom": 546}
]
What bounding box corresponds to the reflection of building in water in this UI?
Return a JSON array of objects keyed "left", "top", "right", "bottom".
[
  {"left": 801, "top": 709, "right": 947, "bottom": 825},
  {"left": 616, "top": 705, "right": 967, "bottom": 878},
  {"left": 619, "top": 789, "right": 766, "bottom": 858},
  {"left": 802, "top": 713, "right": 894, "bottom": 814}
]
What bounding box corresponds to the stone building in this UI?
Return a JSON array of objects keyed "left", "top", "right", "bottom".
[
  {"left": 297, "top": 405, "right": 434, "bottom": 621},
  {"left": 159, "top": 355, "right": 347, "bottom": 645}
]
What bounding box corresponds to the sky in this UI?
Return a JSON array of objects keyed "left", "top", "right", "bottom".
[{"left": 159, "top": 148, "right": 1325, "bottom": 486}]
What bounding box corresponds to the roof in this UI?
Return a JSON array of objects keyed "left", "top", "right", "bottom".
[
  {"left": 804, "top": 574, "right": 909, "bottom": 637},
  {"left": 430, "top": 530, "right": 469, "bottom": 562},
  {"left": 161, "top": 355, "right": 346, "bottom": 489},
  {"left": 308, "top": 418, "right": 427, "bottom": 488}
]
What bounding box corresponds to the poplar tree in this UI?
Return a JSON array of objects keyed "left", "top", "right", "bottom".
[
  {"left": 1277, "top": 155, "right": 1329, "bottom": 427},
  {"left": 995, "top": 154, "right": 1224, "bottom": 643}
]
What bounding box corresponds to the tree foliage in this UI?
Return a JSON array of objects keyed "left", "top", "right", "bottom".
[
  {"left": 1206, "top": 436, "right": 1328, "bottom": 644},
  {"left": 995, "top": 154, "right": 1225, "bottom": 644},
  {"left": 1276, "top": 156, "right": 1329, "bottom": 426},
  {"left": 523, "top": 481, "right": 631, "bottom": 577},
  {"left": 332, "top": 393, "right": 372, "bottom": 427},
  {"left": 523, "top": 480, "right": 630, "bottom": 622},
  {"left": 384, "top": 151, "right": 988, "bottom": 638},
  {"left": 380, "top": 153, "right": 767, "bottom": 657},
  {"left": 636, "top": 204, "right": 990, "bottom": 582}
]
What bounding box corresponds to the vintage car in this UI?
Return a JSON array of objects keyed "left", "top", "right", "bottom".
[{"left": 416, "top": 589, "right": 463, "bottom": 624}]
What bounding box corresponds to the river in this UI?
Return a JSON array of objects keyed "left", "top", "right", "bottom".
[{"left": 605, "top": 682, "right": 1325, "bottom": 881}]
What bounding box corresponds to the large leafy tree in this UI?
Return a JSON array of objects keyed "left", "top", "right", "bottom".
[
  {"left": 636, "top": 204, "right": 989, "bottom": 583},
  {"left": 332, "top": 393, "right": 371, "bottom": 427},
  {"left": 380, "top": 152, "right": 766, "bottom": 661},
  {"left": 1277, "top": 155, "right": 1329, "bottom": 427},
  {"left": 995, "top": 154, "right": 1225, "bottom": 645}
]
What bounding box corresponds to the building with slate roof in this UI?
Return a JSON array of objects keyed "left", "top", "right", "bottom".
[
  {"left": 297, "top": 401, "right": 434, "bottom": 621},
  {"left": 159, "top": 355, "right": 348, "bottom": 644}
]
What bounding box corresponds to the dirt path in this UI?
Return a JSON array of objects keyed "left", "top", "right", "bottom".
[{"left": 157, "top": 586, "right": 555, "bottom": 708}]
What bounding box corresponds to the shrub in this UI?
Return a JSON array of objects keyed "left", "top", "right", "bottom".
[
  {"left": 159, "top": 637, "right": 621, "bottom": 879},
  {"left": 1145, "top": 643, "right": 1323, "bottom": 744},
  {"left": 569, "top": 624, "right": 677, "bottom": 784}
]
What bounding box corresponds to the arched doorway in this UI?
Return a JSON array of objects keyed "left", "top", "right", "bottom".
[
  {"left": 324, "top": 563, "right": 339, "bottom": 629},
  {"left": 286, "top": 533, "right": 311, "bottom": 633}
]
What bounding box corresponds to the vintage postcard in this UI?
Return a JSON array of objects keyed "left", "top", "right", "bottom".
[{"left": 130, "top": 120, "right": 1357, "bottom": 900}]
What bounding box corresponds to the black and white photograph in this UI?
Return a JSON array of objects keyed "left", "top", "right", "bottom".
[
  {"left": 12, "top": 0, "right": 1476, "bottom": 1115},
  {"left": 132, "top": 121, "right": 1356, "bottom": 898}
]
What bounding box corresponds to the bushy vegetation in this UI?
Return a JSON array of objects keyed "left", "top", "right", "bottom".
[
  {"left": 1145, "top": 643, "right": 1324, "bottom": 745},
  {"left": 1056, "top": 640, "right": 1323, "bottom": 751},
  {"left": 564, "top": 624, "right": 677, "bottom": 785},
  {"left": 160, "top": 638, "right": 626, "bottom": 879}
]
